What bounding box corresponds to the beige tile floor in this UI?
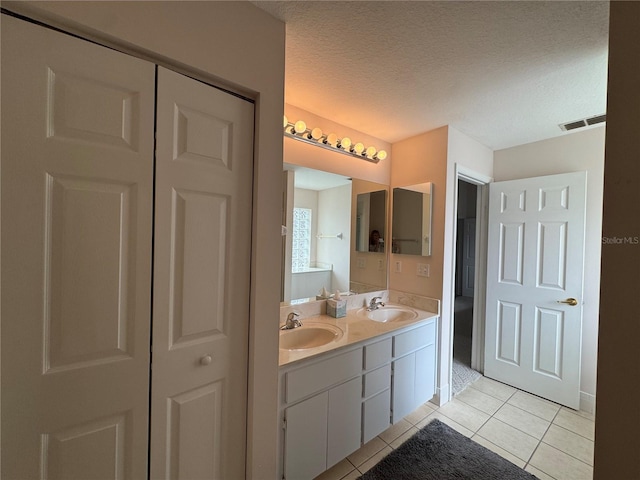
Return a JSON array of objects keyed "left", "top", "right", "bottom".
[{"left": 314, "top": 376, "right": 595, "bottom": 480}]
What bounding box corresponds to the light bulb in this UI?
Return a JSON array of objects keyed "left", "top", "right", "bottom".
[
  {"left": 353, "top": 142, "right": 365, "bottom": 154},
  {"left": 340, "top": 137, "right": 352, "bottom": 149},
  {"left": 294, "top": 120, "right": 307, "bottom": 134},
  {"left": 376, "top": 150, "right": 388, "bottom": 161},
  {"left": 366, "top": 146, "right": 377, "bottom": 158},
  {"left": 310, "top": 127, "right": 323, "bottom": 140},
  {"left": 326, "top": 133, "right": 338, "bottom": 146},
  {"left": 283, "top": 115, "right": 288, "bottom": 128}
]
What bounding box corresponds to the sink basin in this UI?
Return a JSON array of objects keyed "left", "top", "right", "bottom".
[
  {"left": 359, "top": 305, "right": 418, "bottom": 323},
  {"left": 279, "top": 323, "right": 343, "bottom": 350}
]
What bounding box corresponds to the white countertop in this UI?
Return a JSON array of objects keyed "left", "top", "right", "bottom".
[{"left": 279, "top": 304, "right": 438, "bottom": 366}]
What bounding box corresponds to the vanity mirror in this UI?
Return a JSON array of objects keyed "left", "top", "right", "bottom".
[
  {"left": 281, "top": 163, "right": 388, "bottom": 304},
  {"left": 392, "top": 182, "right": 433, "bottom": 256}
]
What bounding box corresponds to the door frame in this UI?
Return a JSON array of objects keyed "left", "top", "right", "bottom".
[{"left": 443, "top": 164, "right": 491, "bottom": 403}]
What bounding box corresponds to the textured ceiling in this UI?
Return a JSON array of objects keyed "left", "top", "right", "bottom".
[{"left": 254, "top": 1, "right": 609, "bottom": 150}]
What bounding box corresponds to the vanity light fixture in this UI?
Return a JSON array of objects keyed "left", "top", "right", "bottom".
[{"left": 283, "top": 116, "right": 387, "bottom": 164}]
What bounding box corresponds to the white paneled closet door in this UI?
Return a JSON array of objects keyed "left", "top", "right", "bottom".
[
  {"left": 150, "top": 67, "right": 254, "bottom": 479},
  {"left": 1, "top": 15, "right": 155, "bottom": 479}
]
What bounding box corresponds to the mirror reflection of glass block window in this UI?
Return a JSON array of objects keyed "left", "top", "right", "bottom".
[{"left": 292, "top": 208, "right": 312, "bottom": 273}]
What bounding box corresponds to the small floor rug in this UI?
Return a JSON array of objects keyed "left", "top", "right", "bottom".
[{"left": 358, "top": 419, "right": 537, "bottom": 479}]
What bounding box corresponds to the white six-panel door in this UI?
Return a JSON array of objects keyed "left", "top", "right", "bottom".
[
  {"left": 150, "top": 67, "right": 254, "bottom": 479},
  {"left": 484, "top": 172, "right": 587, "bottom": 409},
  {"left": 1, "top": 15, "right": 155, "bottom": 478}
]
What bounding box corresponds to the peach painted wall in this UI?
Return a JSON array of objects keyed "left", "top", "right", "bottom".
[{"left": 389, "top": 126, "right": 449, "bottom": 299}]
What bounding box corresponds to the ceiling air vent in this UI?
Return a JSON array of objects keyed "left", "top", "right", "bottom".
[
  {"left": 560, "top": 114, "right": 606, "bottom": 131},
  {"left": 586, "top": 114, "right": 607, "bottom": 125}
]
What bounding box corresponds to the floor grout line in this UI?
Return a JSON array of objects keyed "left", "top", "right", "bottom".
[
  {"left": 548, "top": 421, "right": 597, "bottom": 442},
  {"left": 538, "top": 438, "right": 595, "bottom": 468}
]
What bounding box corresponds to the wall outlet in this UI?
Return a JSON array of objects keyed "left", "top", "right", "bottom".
[
  {"left": 417, "top": 263, "right": 430, "bottom": 277},
  {"left": 357, "top": 258, "right": 366, "bottom": 268},
  {"left": 395, "top": 261, "right": 402, "bottom": 273}
]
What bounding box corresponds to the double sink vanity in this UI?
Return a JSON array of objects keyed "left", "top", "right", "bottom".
[
  {"left": 280, "top": 145, "right": 439, "bottom": 478},
  {"left": 278, "top": 292, "right": 439, "bottom": 480}
]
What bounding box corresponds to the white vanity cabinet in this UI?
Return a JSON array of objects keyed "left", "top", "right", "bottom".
[
  {"left": 391, "top": 322, "right": 437, "bottom": 423},
  {"left": 279, "top": 315, "right": 437, "bottom": 480},
  {"left": 282, "top": 348, "right": 363, "bottom": 480}
]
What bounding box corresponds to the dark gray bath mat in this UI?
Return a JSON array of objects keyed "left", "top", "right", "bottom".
[{"left": 359, "top": 419, "right": 537, "bottom": 479}]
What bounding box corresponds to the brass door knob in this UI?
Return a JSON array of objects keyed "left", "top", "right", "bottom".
[{"left": 557, "top": 298, "right": 578, "bottom": 306}]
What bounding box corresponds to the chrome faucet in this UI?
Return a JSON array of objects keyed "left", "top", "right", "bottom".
[
  {"left": 280, "top": 312, "right": 303, "bottom": 330},
  {"left": 367, "top": 296, "right": 385, "bottom": 311}
]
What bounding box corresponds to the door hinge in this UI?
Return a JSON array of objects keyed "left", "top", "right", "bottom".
[{"left": 282, "top": 417, "right": 286, "bottom": 431}]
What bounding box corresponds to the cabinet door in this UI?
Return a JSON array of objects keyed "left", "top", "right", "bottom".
[
  {"left": 1, "top": 16, "right": 155, "bottom": 479},
  {"left": 327, "top": 377, "right": 362, "bottom": 468},
  {"left": 363, "top": 390, "right": 391, "bottom": 444},
  {"left": 392, "top": 353, "right": 416, "bottom": 423},
  {"left": 415, "top": 344, "right": 436, "bottom": 406},
  {"left": 284, "top": 393, "right": 329, "bottom": 480}
]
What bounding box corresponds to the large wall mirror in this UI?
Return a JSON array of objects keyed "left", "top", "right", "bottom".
[
  {"left": 281, "top": 163, "right": 388, "bottom": 304},
  {"left": 392, "top": 182, "right": 433, "bottom": 256}
]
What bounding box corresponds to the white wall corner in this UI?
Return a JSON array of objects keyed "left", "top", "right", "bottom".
[{"left": 434, "top": 383, "right": 450, "bottom": 407}]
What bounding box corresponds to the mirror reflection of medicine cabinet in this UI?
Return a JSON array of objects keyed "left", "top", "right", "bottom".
[
  {"left": 355, "top": 190, "right": 387, "bottom": 253},
  {"left": 392, "top": 182, "right": 433, "bottom": 256}
]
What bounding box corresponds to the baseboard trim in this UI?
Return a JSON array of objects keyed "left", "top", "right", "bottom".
[{"left": 580, "top": 391, "right": 596, "bottom": 415}]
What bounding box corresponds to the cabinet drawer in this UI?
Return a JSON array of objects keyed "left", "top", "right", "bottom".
[
  {"left": 286, "top": 348, "right": 362, "bottom": 403},
  {"left": 364, "top": 337, "right": 392, "bottom": 370},
  {"left": 393, "top": 321, "right": 435, "bottom": 358},
  {"left": 363, "top": 364, "right": 391, "bottom": 398}
]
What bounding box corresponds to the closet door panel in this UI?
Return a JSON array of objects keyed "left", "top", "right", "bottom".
[
  {"left": 1, "top": 15, "right": 155, "bottom": 479},
  {"left": 151, "top": 67, "right": 254, "bottom": 480}
]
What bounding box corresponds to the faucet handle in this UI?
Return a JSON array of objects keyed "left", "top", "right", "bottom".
[
  {"left": 370, "top": 296, "right": 383, "bottom": 305},
  {"left": 367, "top": 296, "right": 385, "bottom": 310},
  {"left": 282, "top": 311, "right": 302, "bottom": 329}
]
